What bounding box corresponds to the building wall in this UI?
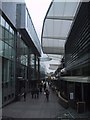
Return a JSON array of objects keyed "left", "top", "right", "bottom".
[
  {"left": 65, "top": 2, "right": 90, "bottom": 76},
  {"left": 16, "top": 3, "right": 41, "bottom": 56},
  {"left": 1, "top": 2, "right": 41, "bottom": 106},
  {"left": 0, "top": 56, "right": 2, "bottom": 109},
  {"left": 63, "top": 2, "right": 90, "bottom": 110},
  {"left": 0, "top": 14, "right": 16, "bottom": 106}
]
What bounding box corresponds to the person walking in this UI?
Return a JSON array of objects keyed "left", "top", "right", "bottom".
[
  {"left": 39, "top": 83, "right": 43, "bottom": 93},
  {"left": 45, "top": 89, "right": 50, "bottom": 102},
  {"left": 43, "top": 82, "right": 46, "bottom": 91},
  {"left": 36, "top": 87, "right": 39, "bottom": 98},
  {"left": 23, "top": 92, "right": 26, "bottom": 101},
  {"left": 31, "top": 88, "right": 35, "bottom": 99}
]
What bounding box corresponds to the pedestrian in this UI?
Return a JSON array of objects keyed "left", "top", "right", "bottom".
[
  {"left": 31, "top": 88, "right": 34, "bottom": 99},
  {"left": 36, "top": 87, "right": 39, "bottom": 98},
  {"left": 45, "top": 89, "right": 50, "bottom": 101},
  {"left": 39, "top": 83, "right": 42, "bottom": 93},
  {"left": 23, "top": 92, "right": 26, "bottom": 101},
  {"left": 43, "top": 82, "right": 46, "bottom": 91}
]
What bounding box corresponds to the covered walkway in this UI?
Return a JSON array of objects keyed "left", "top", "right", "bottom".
[{"left": 2, "top": 87, "right": 89, "bottom": 119}]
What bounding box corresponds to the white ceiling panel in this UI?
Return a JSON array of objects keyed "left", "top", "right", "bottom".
[
  {"left": 41, "top": 1, "right": 80, "bottom": 55},
  {"left": 41, "top": 1, "right": 80, "bottom": 72}
]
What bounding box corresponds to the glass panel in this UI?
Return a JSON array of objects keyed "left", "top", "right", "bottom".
[
  {"left": 17, "top": 38, "right": 28, "bottom": 66},
  {"left": 48, "top": 2, "right": 79, "bottom": 17},
  {"left": 0, "top": 40, "right": 2, "bottom": 56},
  {"left": 5, "top": 22, "right": 9, "bottom": 30},
  {"left": 9, "top": 61, "right": 14, "bottom": 82},
  {"left": 12, "top": 29, "right": 14, "bottom": 35},
  {"left": 0, "top": 25, "right": 2, "bottom": 39},
  {"left": 8, "top": 46, "right": 12, "bottom": 59},
  {"left": 10, "top": 27, "right": 13, "bottom": 33},
  {"left": 9, "top": 32, "right": 13, "bottom": 47},
  {"left": 0, "top": 15, "right": 1, "bottom": 25},
  {"left": 36, "top": 57, "right": 38, "bottom": 71},
  {"left": 64, "top": 2, "right": 80, "bottom": 17},
  {"left": 44, "top": 19, "right": 72, "bottom": 38},
  {"left": 4, "top": 29, "right": 9, "bottom": 43},
  {"left": 3, "top": 58, "right": 9, "bottom": 82},
  {"left": 30, "top": 54, "right": 35, "bottom": 80},
  {"left": 60, "top": 20, "right": 72, "bottom": 37},
  {"left": 31, "top": 54, "right": 34, "bottom": 69},
  {"left": 2, "top": 27, "right": 5, "bottom": 41},
  {"left": 1, "top": 16, "right": 5, "bottom": 27},
  {"left": 11, "top": 49, "right": 15, "bottom": 61},
  {"left": 4, "top": 43, "right": 9, "bottom": 58}
]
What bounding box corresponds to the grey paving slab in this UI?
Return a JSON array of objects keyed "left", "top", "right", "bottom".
[
  {"left": 2, "top": 88, "right": 62, "bottom": 118},
  {"left": 2, "top": 88, "right": 90, "bottom": 119}
]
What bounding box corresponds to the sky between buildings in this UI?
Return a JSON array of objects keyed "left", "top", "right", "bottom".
[
  {"left": 25, "top": 0, "right": 57, "bottom": 73},
  {"left": 25, "top": 0, "right": 52, "bottom": 42}
]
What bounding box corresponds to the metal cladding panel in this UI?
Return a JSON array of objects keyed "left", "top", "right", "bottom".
[
  {"left": 0, "top": 1, "right": 2, "bottom": 10},
  {"left": 41, "top": 1, "right": 80, "bottom": 55},
  {"left": 16, "top": 4, "right": 25, "bottom": 28}
]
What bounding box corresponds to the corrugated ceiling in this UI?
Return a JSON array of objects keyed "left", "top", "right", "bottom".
[{"left": 41, "top": 1, "right": 80, "bottom": 55}]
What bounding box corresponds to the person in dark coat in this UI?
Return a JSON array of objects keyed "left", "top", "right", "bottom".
[
  {"left": 36, "top": 87, "right": 39, "bottom": 98},
  {"left": 23, "top": 92, "right": 26, "bottom": 101},
  {"left": 31, "top": 88, "right": 35, "bottom": 99},
  {"left": 39, "top": 83, "right": 43, "bottom": 93},
  {"left": 45, "top": 89, "right": 50, "bottom": 101},
  {"left": 44, "top": 82, "right": 46, "bottom": 91}
]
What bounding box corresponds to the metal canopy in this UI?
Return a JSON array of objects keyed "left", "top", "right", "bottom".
[{"left": 41, "top": 1, "right": 80, "bottom": 55}]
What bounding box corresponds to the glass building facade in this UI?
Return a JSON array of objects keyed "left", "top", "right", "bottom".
[
  {"left": 0, "top": 14, "right": 16, "bottom": 105},
  {"left": 1, "top": 2, "right": 41, "bottom": 106}
]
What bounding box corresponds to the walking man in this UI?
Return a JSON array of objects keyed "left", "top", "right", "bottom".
[
  {"left": 23, "top": 92, "right": 26, "bottom": 101},
  {"left": 45, "top": 89, "right": 50, "bottom": 101}
]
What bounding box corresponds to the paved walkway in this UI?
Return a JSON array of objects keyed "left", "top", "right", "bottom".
[{"left": 2, "top": 88, "right": 90, "bottom": 119}]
